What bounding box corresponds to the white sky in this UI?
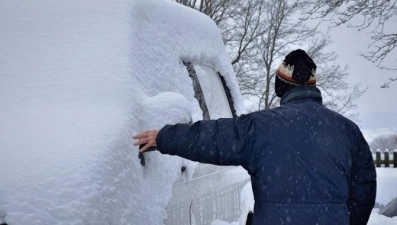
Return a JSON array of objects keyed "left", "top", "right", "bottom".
[{"left": 313, "top": 20, "right": 397, "bottom": 143}]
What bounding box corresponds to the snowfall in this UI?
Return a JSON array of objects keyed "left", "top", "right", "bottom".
[{"left": 0, "top": 0, "right": 396, "bottom": 225}]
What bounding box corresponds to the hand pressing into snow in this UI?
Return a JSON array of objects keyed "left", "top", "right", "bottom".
[{"left": 133, "top": 130, "right": 159, "bottom": 152}]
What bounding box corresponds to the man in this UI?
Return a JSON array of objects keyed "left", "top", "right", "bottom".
[{"left": 133, "top": 49, "right": 376, "bottom": 225}]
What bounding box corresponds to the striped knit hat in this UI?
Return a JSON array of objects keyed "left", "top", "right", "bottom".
[{"left": 275, "top": 49, "right": 317, "bottom": 97}]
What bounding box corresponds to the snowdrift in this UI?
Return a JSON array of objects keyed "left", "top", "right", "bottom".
[{"left": 0, "top": 0, "right": 244, "bottom": 224}]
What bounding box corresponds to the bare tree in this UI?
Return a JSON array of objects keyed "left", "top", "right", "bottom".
[
  {"left": 235, "top": 0, "right": 365, "bottom": 118},
  {"left": 174, "top": 0, "right": 235, "bottom": 25},
  {"left": 381, "top": 77, "right": 397, "bottom": 88},
  {"left": 226, "top": 0, "right": 267, "bottom": 66},
  {"left": 174, "top": 0, "right": 366, "bottom": 119},
  {"left": 370, "top": 133, "right": 397, "bottom": 152},
  {"left": 306, "top": 35, "right": 367, "bottom": 118},
  {"left": 304, "top": 0, "right": 397, "bottom": 86},
  {"left": 392, "top": 128, "right": 397, "bottom": 150},
  {"left": 174, "top": 0, "right": 268, "bottom": 67},
  {"left": 243, "top": 0, "right": 318, "bottom": 110}
]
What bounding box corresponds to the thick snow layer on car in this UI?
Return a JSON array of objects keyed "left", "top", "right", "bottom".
[{"left": 0, "top": 0, "right": 243, "bottom": 224}]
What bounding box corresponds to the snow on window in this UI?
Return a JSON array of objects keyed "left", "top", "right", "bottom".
[
  {"left": 193, "top": 63, "right": 234, "bottom": 119},
  {"left": 184, "top": 61, "right": 235, "bottom": 120}
]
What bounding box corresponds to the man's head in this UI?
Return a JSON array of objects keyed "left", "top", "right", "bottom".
[{"left": 275, "top": 49, "right": 317, "bottom": 97}]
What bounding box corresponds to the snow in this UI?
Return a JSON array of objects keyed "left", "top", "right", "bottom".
[
  {"left": 375, "top": 168, "right": 397, "bottom": 207},
  {"left": 238, "top": 182, "right": 254, "bottom": 225},
  {"left": 211, "top": 220, "right": 239, "bottom": 225},
  {"left": 0, "top": 0, "right": 243, "bottom": 224},
  {"left": 194, "top": 64, "right": 234, "bottom": 119},
  {"left": 165, "top": 166, "right": 250, "bottom": 225},
  {"left": 368, "top": 209, "right": 397, "bottom": 225},
  {"left": 210, "top": 168, "right": 397, "bottom": 225}
]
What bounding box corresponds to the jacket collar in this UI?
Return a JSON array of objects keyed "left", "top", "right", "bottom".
[{"left": 280, "top": 86, "right": 323, "bottom": 106}]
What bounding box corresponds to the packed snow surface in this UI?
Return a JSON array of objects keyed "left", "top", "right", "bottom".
[{"left": 375, "top": 168, "right": 397, "bottom": 206}]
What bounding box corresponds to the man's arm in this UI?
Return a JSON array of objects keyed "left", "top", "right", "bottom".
[
  {"left": 347, "top": 132, "right": 377, "bottom": 225},
  {"left": 155, "top": 114, "right": 256, "bottom": 169}
]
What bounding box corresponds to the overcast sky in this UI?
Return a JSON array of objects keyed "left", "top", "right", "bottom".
[{"left": 315, "top": 20, "right": 397, "bottom": 143}]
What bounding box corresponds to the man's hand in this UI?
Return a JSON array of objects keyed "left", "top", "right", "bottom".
[{"left": 133, "top": 130, "right": 159, "bottom": 152}]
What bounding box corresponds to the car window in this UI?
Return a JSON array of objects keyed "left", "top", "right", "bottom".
[{"left": 183, "top": 61, "right": 235, "bottom": 120}]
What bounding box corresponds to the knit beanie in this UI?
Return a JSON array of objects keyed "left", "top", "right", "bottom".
[{"left": 275, "top": 49, "right": 317, "bottom": 97}]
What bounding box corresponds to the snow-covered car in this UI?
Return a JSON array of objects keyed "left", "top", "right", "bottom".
[{"left": 0, "top": 0, "right": 250, "bottom": 224}]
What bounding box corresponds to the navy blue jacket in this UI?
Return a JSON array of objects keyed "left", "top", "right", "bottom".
[{"left": 157, "top": 87, "right": 376, "bottom": 225}]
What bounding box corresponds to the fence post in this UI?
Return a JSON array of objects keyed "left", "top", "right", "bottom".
[
  {"left": 376, "top": 151, "right": 381, "bottom": 167},
  {"left": 384, "top": 150, "right": 389, "bottom": 167},
  {"left": 394, "top": 150, "right": 397, "bottom": 168}
]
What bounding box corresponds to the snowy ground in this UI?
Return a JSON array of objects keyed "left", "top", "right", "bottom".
[
  {"left": 211, "top": 168, "right": 397, "bottom": 225},
  {"left": 367, "top": 168, "right": 397, "bottom": 225}
]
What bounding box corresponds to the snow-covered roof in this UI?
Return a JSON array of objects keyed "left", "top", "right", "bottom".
[
  {"left": 0, "top": 0, "right": 244, "bottom": 224},
  {"left": 132, "top": 0, "right": 244, "bottom": 115}
]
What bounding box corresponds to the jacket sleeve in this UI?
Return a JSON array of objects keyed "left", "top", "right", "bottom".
[
  {"left": 347, "top": 132, "right": 377, "bottom": 225},
  {"left": 156, "top": 113, "right": 256, "bottom": 169}
]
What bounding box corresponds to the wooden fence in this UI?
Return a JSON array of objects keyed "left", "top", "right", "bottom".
[{"left": 373, "top": 150, "right": 397, "bottom": 168}]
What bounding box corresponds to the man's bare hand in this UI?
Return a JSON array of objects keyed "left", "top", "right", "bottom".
[{"left": 133, "top": 130, "right": 159, "bottom": 152}]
